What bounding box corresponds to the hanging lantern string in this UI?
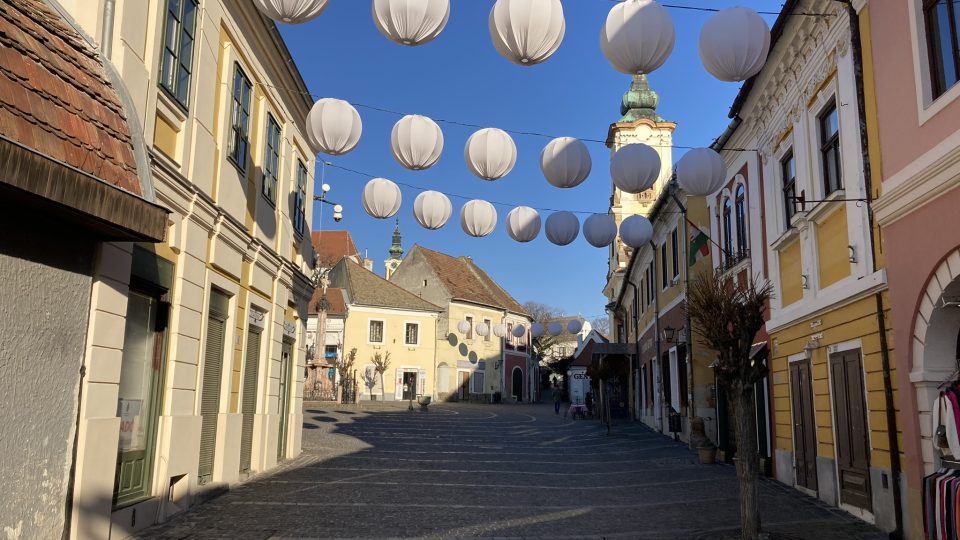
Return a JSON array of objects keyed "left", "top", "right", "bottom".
[
  {"left": 599, "top": 0, "right": 834, "bottom": 18},
  {"left": 249, "top": 80, "right": 757, "bottom": 152},
  {"left": 325, "top": 161, "right": 621, "bottom": 216}
]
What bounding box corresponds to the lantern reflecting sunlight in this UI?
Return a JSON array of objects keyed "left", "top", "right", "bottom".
[
  {"left": 611, "top": 143, "right": 660, "bottom": 194},
  {"left": 493, "top": 324, "right": 508, "bottom": 338},
  {"left": 413, "top": 190, "right": 452, "bottom": 230},
  {"left": 461, "top": 199, "right": 498, "bottom": 237},
  {"left": 541, "top": 137, "right": 591, "bottom": 189},
  {"left": 253, "top": 0, "right": 329, "bottom": 24},
  {"left": 676, "top": 148, "right": 726, "bottom": 196},
  {"left": 489, "top": 0, "right": 565, "bottom": 66},
  {"left": 373, "top": 0, "right": 450, "bottom": 46},
  {"left": 600, "top": 0, "right": 674, "bottom": 75},
  {"left": 506, "top": 206, "right": 541, "bottom": 243},
  {"left": 391, "top": 114, "right": 444, "bottom": 170},
  {"left": 361, "top": 178, "right": 402, "bottom": 219},
  {"left": 308, "top": 98, "right": 362, "bottom": 156},
  {"left": 465, "top": 128, "right": 517, "bottom": 181},
  {"left": 699, "top": 7, "right": 770, "bottom": 82},
  {"left": 619, "top": 214, "right": 654, "bottom": 249},
  {"left": 458, "top": 320, "right": 472, "bottom": 335},
  {"left": 476, "top": 322, "right": 490, "bottom": 337}
]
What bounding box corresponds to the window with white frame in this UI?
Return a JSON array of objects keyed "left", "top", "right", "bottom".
[
  {"left": 671, "top": 228, "right": 679, "bottom": 279},
  {"left": 465, "top": 316, "right": 474, "bottom": 340},
  {"left": 368, "top": 320, "right": 384, "bottom": 343},
  {"left": 404, "top": 322, "right": 419, "bottom": 345},
  {"left": 159, "top": 0, "right": 198, "bottom": 108},
  {"left": 262, "top": 114, "right": 281, "bottom": 205},
  {"left": 722, "top": 197, "right": 733, "bottom": 259},
  {"left": 924, "top": 0, "right": 960, "bottom": 99},
  {"left": 781, "top": 149, "right": 797, "bottom": 227},
  {"left": 735, "top": 184, "right": 747, "bottom": 254},
  {"left": 483, "top": 318, "right": 491, "bottom": 342},
  {"left": 227, "top": 63, "right": 252, "bottom": 172},
  {"left": 819, "top": 100, "right": 842, "bottom": 195},
  {"left": 293, "top": 160, "right": 307, "bottom": 236}
]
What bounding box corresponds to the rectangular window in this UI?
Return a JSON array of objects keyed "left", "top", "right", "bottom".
[
  {"left": 368, "top": 320, "right": 384, "bottom": 343},
  {"left": 405, "top": 323, "right": 419, "bottom": 345},
  {"left": 647, "top": 261, "right": 655, "bottom": 305},
  {"left": 925, "top": 0, "right": 960, "bottom": 99},
  {"left": 324, "top": 345, "right": 337, "bottom": 359},
  {"left": 819, "top": 101, "right": 842, "bottom": 195},
  {"left": 483, "top": 318, "right": 492, "bottom": 342},
  {"left": 506, "top": 322, "right": 514, "bottom": 348},
  {"left": 781, "top": 150, "right": 797, "bottom": 226},
  {"left": 227, "top": 64, "right": 253, "bottom": 172},
  {"left": 159, "top": 0, "right": 198, "bottom": 108},
  {"left": 640, "top": 277, "right": 645, "bottom": 314},
  {"left": 471, "top": 371, "right": 485, "bottom": 394},
  {"left": 465, "top": 316, "right": 474, "bottom": 340},
  {"left": 262, "top": 114, "right": 281, "bottom": 205},
  {"left": 294, "top": 160, "right": 308, "bottom": 235},
  {"left": 671, "top": 228, "right": 679, "bottom": 279},
  {"left": 660, "top": 244, "right": 668, "bottom": 289}
]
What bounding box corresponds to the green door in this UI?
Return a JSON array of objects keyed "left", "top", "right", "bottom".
[
  {"left": 114, "top": 290, "right": 168, "bottom": 507},
  {"left": 198, "top": 290, "right": 229, "bottom": 485},
  {"left": 277, "top": 340, "right": 293, "bottom": 460},
  {"left": 240, "top": 326, "right": 262, "bottom": 474}
]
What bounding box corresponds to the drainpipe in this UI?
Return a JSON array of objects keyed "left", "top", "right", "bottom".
[
  {"left": 670, "top": 186, "right": 697, "bottom": 432},
  {"left": 101, "top": 0, "right": 116, "bottom": 60},
  {"left": 838, "top": 1, "right": 903, "bottom": 536},
  {"left": 651, "top": 240, "right": 664, "bottom": 433},
  {"left": 625, "top": 281, "right": 640, "bottom": 421}
]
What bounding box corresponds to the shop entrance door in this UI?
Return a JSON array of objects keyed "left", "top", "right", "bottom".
[
  {"left": 829, "top": 349, "right": 872, "bottom": 511},
  {"left": 790, "top": 359, "right": 818, "bottom": 490},
  {"left": 402, "top": 371, "right": 417, "bottom": 400}
]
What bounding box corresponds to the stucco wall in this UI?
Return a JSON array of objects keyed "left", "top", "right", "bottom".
[{"left": 0, "top": 224, "right": 93, "bottom": 539}]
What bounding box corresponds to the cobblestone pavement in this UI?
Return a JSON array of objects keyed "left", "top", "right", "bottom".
[{"left": 134, "top": 403, "right": 887, "bottom": 539}]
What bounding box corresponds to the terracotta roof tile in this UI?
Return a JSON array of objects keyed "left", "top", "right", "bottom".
[
  {"left": 0, "top": 0, "right": 142, "bottom": 196},
  {"left": 312, "top": 230, "right": 360, "bottom": 267},
  {"left": 330, "top": 258, "right": 441, "bottom": 313},
  {"left": 309, "top": 287, "right": 347, "bottom": 316},
  {"left": 415, "top": 246, "right": 527, "bottom": 315}
]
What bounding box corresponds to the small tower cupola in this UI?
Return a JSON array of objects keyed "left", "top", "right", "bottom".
[
  {"left": 620, "top": 74, "right": 664, "bottom": 123},
  {"left": 385, "top": 219, "right": 404, "bottom": 280}
]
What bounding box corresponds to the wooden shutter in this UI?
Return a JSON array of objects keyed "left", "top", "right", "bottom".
[
  {"left": 240, "top": 328, "right": 261, "bottom": 473},
  {"left": 198, "top": 314, "right": 226, "bottom": 484}
]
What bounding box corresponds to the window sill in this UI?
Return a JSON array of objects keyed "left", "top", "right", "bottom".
[
  {"left": 805, "top": 188, "right": 846, "bottom": 222},
  {"left": 156, "top": 87, "right": 188, "bottom": 123},
  {"left": 770, "top": 224, "right": 801, "bottom": 252},
  {"left": 227, "top": 155, "right": 248, "bottom": 177}
]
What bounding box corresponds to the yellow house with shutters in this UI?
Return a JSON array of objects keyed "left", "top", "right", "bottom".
[
  {"left": 710, "top": 1, "right": 901, "bottom": 533},
  {"left": 328, "top": 258, "right": 442, "bottom": 401}
]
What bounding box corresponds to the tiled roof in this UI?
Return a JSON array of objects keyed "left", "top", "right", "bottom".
[
  {"left": 415, "top": 246, "right": 528, "bottom": 316},
  {"left": 571, "top": 339, "right": 595, "bottom": 367},
  {"left": 334, "top": 258, "right": 441, "bottom": 313},
  {"left": 312, "top": 230, "right": 360, "bottom": 267},
  {"left": 308, "top": 287, "right": 347, "bottom": 316},
  {"left": 0, "top": 0, "right": 142, "bottom": 195}
]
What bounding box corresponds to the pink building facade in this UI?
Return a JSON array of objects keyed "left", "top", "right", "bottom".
[{"left": 867, "top": 0, "right": 960, "bottom": 537}]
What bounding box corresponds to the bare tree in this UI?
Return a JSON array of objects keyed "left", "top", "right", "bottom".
[
  {"left": 522, "top": 301, "right": 562, "bottom": 360},
  {"left": 590, "top": 317, "right": 610, "bottom": 337},
  {"left": 337, "top": 348, "right": 357, "bottom": 404},
  {"left": 686, "top": 273, "right": 772, "bottom": 540},
  {"left": 371, "top": 351, "right": 391, "bottom": 398}
]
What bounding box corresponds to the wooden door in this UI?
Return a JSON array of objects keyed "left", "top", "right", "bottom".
[
  {"left": 789, "top": 359, "right": 818, "bottom": 490},
  {"left": 512, "top": 368, "right": 523, "bottom": 401},
  {"left": 459, "top": 371, "right": 470, "bottom": 400},
  {"left": 829, "top": 350, "right": 872, "bottom": 511}
]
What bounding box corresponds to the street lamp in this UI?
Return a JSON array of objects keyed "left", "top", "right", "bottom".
[
  {"left": 662, "top": 326, "right": 676, "bottom": 343},
  {"left": 314, "top": 161, "right": 344, "bottom": 222}
]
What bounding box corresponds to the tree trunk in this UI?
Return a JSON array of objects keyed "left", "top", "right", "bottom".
[
  {"left": 379, "top": 372, "right": 385, "bottom": 400},
  {"left": 730, "top": 381, "right": 761, "bottom": 540}
]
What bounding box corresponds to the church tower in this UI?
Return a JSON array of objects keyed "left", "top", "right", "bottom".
[
  {"left": 605, "top": 75, "right": 677, "bottom": 301},
  {"left": 384, "top": 219, "right": 404, "bottom": 280}
]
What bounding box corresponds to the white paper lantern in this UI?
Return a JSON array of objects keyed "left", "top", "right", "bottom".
[
  {"left": 253, "top": 0, "right": 328, "bottom": 24},
  {"left": 541, "top": 137, "right": 592, "bottom": 188},
  {"left": 512, "top": 324, "right": 526, "bottom": 338},
  {"left": 373, "top": 0, "right": 450, "bottom": 46},
  {"left": 493, "top": 324, "right": 508, "bottom": 338},
  {"left": 676, "top": 148, "right": 726, "bottom": 196},
  {"left": 489, "top": 0, "right": 566, "bottom": 66},
  {"left": 465, "top": 128, "right": 517, "bottom": 181},
  {"left": 545, "top": 211, "right": 579, "bottom": 246},
  {"left": 567, "top": 320, "right": 582, "bottom": 334},
  {"left": 361, "top": 178, "right": 402, "bottom": 219},
  {"left": 699, "top": 7, "right": 770, "bottom": 82},
  {"left": 413, "top": 191, "right": 452, "bottom": 230},
  {"left": 619, "top": 214, "right": 654, "bottom": 249},
  {"left": 391, "top": 115, "right": 444, "bottom": 170},
  {"left": 547, "top": 322, "right": 563, "bottom": 336},
  {"left": 532, "top": 323, "right": 545, "bottom": 337},
  {"left": 505, "top": 206, "right": 541, "bottom": 243},
  {"left": 611, "top": 143, "right": 661, "bottom": 194},
  {"left": 476, "top": 322, "right": 490, "bottom": 337},
  {"left": 600, "top": 0, "right": 674, "bottom": 75},
  {"left": 460, "top": 200, "right": 498, "bottom": 238},
  {"left": 457, "top": 320, "right": 472, "bottom": 335},
  {"left": 582, "top": 214, "right": 617, "bottom": 248},
  {"left": 308, "top": 98, "right": 362, "bottom": 156}
]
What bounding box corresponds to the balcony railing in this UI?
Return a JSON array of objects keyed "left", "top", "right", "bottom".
[{"left": 721, "top": 248, "right": 750, "bottom": 273}]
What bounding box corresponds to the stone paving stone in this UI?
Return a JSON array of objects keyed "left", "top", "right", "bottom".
[{"left": 133, "top": 402, "right": 887, "bottom": 539}]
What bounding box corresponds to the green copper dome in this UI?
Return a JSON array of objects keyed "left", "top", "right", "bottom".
[
  {"left": 619, "top": 74, "right": 664, "bottom": 123},
  {"left": 388, "top": 219, "right": 404, "bottom": 259}
]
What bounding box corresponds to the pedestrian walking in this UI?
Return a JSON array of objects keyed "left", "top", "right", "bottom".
[{"left": 553, "top": 383, "right": 562, "bottom": 414}]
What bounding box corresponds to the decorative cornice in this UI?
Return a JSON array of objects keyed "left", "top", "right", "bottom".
[{"left": 874, "top": 137, "right": 960, "bottom": 226}]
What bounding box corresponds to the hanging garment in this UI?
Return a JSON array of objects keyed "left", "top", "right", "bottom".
[{"left": 934, "top": 393, "right": 960, "bottom": 458}]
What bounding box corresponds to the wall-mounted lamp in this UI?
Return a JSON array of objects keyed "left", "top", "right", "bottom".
[
  {"left": 848, "top": 245, "right": 857, "bottom": 263},
  {"left": 662, "top": 326, "right": 676, "bottom": 343},
  {"left": 801, "top": 274, "right": 809, "bottom": 289}
]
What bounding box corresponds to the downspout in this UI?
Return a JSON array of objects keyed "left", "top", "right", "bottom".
[
  {"left": 669, "top": 186, "right": 697, "bottom": 429},
  {"left": 651, "top": 240, "right": 664, "bottom": 433},
  {"left": 625, "top": 281, "right": 641, "bottom": 421},
  {"left": 839, "top": 1, "right": 903, "bottom": 536},
  {"left": 101, "top": 0, "right": 116, "bottom": 60}
]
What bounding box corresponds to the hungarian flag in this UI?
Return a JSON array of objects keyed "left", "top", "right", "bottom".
[{"left": 689, "top": 229, "right": 710, "bottom": 266}]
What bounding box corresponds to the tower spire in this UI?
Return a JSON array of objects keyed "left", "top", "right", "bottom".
[{"left": 385, "top": 219, "right": 404, "bottom": 280}]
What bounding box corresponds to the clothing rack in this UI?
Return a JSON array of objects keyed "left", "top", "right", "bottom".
[{"left": 941, "top": 457, "right": 960, "bottom": 470}]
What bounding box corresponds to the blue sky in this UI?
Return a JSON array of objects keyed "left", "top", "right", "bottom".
[{"left": 279, "top": 1, "right": 779, "bottom": 321}]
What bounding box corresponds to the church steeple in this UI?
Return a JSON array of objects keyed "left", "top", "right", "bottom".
[
  {"left": 620, "top": 74, "right": 664, "bottom": 123},
  {"left": 385, "top": 219, "right": 404, "bottom": 280}
]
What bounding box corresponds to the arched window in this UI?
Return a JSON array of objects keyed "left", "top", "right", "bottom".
[
  {"left": 722, "top": 197, "right": 733, "bottom": 260},
  {"left": 735, "top": 184, "right": 748, "bottom": 255}
]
